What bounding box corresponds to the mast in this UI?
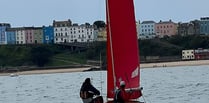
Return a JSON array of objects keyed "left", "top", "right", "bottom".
[{"left": 106, "top": 0, "right": 117, "bottom": 90}]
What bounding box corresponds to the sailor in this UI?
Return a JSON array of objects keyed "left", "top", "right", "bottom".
[
  {"left": 114, "top": 81, "right": 142, "bottom": 103},
  {"left": 80, "top": 78, "right": 101, "bottom": 103}
]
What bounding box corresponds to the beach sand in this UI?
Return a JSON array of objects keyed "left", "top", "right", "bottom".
[
  {"left": 1, "top": 60, "right": 209, "bottom": 76},
  {"left": 140, "top": 60, "right": 209, "bottom": 68},
  {"left": 0, "top": 67, "right": 90, "bottom": 76}
]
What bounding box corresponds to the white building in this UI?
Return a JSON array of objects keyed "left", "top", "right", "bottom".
[
  {"left": 54, "top": 27, "right": 70, "bottom": 43},
  {"left": 182, "top": 50, "right": 195, "bottom": 60},
  {"left": 15, "top": 28, "right": 26, "bottom": 44},
  {"left": 69, "top": 24, "right": 96, "bottom": 42},
  {"left": 139, "top": 21, "right": 156, "bottom": 39},
  {"left": 53, "top": 19, "right": 97, "bottom": 43},
  {"left": 53, "top": 19, "right": 72, "bottom": 43},
  {"left": 136, "top": 21, "right": 140, "bottom": 39}
]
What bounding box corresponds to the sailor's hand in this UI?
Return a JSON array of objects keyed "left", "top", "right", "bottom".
[{"left": 127, "top": 89, "right": 133, "bottom": 93}]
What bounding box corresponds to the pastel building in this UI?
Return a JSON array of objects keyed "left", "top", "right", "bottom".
[
  {"left": 155, "top": 20, "right": 177, "bottom": 38},
  {"left": 178, "top": 22, "right": 194, "bottom": 36},
  {"left": 96, "top": 27, "right": 107, "bottom": 41},
  {"left": 178, "top": 20, "right": 200, "bottom": 36},
  {"left": 33, "top": 27, "right": 43, "bottom": 44},
  {"left": 6, "top": 28, "right": 16, "bottom": 44},
  {"left": 43, "top": 26, "right": 54, "bottom": 44},
  {"left": 25, "top": 27, "right": 34, "bottom": 44},
  {"left": 0, "top": 23, "right": 11, "bottom": 45},
  {"left": 139, "top": 21, "right": 156, "bottom": 39},
  {"left": 199, "top": 17, "right": 209, "bottom": 35}
]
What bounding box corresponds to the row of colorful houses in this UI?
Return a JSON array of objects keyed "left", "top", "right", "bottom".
[
  {"left": 137, "top": 17, "right": 209, "bottom": 39},
  {"left": 1, "top": 17, "right": 209, "bottom": 45},
  {"left": 0, "top": 19, "right": 99, "bottom": 45}
]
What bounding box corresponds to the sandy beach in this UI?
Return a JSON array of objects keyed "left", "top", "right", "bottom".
[
  {"left": 1, "top": 60, "right": 209, "bottom": 76},
  {"left": 140, "top": 60, "right": 209, "bottom": 68},
  {"left": 0, "top": 67, "right": 90, "bottom": 76}
]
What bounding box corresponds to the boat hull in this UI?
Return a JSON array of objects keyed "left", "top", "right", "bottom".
[{"left": 106, "top": 101, "right": 144, "bottom": 103}]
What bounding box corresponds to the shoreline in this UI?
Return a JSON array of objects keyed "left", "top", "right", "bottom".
[{"left": 1, "top": 60, "right": 209, "bottom": 76}]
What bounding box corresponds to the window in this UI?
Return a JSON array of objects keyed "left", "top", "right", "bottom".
[{"left": 46, "top": 36, "right": 49, "bottom": 40}]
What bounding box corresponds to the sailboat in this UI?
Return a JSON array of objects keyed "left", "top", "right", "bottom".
[{"left": 106, "top": 0, "right": 142, "bottom": 102}]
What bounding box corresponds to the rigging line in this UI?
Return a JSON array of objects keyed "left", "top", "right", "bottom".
[
  {"left": 99, "top": 52, "right": 103, "bottom": 96},
  {"left": 142, "top": 95, "right": 147, "bottom": 103},
  {"left": 141, "top": 91, "right": 152, "bottom": 103},
  {"left": 106, "top": 0, "right": 117, "bottom": 89}
]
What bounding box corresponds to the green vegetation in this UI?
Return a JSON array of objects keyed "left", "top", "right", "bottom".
[{"left": 1, "top": 35, "right": 209, "bottom": 68}]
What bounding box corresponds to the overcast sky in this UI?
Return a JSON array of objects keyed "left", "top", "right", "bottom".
[{"left": 0, "top": 0, "right": 209, "bottom": 27}]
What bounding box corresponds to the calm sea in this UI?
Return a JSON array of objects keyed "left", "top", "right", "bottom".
[{"left": 0, "top": 65, "right": 209, "bottom": 103}]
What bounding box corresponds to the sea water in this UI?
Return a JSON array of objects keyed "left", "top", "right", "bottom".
[{"left": 0, "top": 65, "right": 209, "bottom": 103}]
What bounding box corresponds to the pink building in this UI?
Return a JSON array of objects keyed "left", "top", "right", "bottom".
[
  {"left": 25, "top": 27, "right": 34, "bottom": 44},
  {"left": 155, "top": 20, "right": 177, "bottom": 38}
]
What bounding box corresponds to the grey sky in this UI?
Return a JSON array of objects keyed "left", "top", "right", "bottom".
[{"left": 0, "top": 0, "right": 209, "bottom": 27}]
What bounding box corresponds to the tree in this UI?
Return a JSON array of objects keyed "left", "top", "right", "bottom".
[
  {"left": 93, "top": 20, "right": 106, "bottom": 28},
  {"left": 30, "top": 46, "right": 53, "bottom": 67}
]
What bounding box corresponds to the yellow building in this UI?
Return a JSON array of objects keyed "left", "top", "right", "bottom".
[{"left": 96, "top": 27, "right": 107, "bottom": 41}]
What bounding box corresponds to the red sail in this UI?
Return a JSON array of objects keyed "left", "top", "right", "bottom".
[{"left": 106, "top": 0, "right": 140, "bottom": 99}]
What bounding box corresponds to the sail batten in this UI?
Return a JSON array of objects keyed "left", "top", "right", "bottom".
[{"left": 106, "top": 0, "right": 140, "bottom": 99}]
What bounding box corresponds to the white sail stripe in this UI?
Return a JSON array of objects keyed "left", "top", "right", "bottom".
[{"left": 131, "top": 67, "right": 139, "bottom": 78}]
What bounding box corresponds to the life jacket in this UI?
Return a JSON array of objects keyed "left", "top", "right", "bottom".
[
  {"left": 80, "top": 91, "right": 90, "bottom": 99},
  {"left": 93, "top": 96, "right": 103, "bottom": 103},
  {"left": 114, "top": 89, "right": 124, "bottom": 103}
]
